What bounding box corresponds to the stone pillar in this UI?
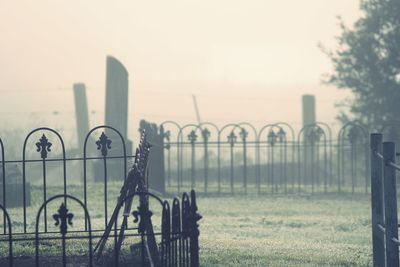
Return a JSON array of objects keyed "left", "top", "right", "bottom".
[
  {"left": 73, "top": 83, "right": 90, "bottom": 148},
  {"left": 302, "top": 95, "right": 316, "bottom": 186},
  {"left": 302, "top": 94, "right": 316, "bottom": 127}
]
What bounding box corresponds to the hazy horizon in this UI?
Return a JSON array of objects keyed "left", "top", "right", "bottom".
[{"left": 0, "top": 0, "right": 361, "bottom": 141}]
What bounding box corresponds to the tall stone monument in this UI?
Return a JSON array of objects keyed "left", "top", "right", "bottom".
[
  {"left": 302, "top": 94, "right": 316, "bottom": 127},
  {"left": 73, "top": 83, "right": 90, "bottom": 147},
  {"left": 97, "top": 56, "right": 132, "bottom": 181}
]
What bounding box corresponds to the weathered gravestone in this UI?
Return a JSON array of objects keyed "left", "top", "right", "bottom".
[
  {"left": 94, "top": 56, "right": 132, "bottom": 182},
  {"left": 139, "top": 120, "right": 165, "bottom": 194},
  {"left": 0, "top": 164, "right": 31, "bottom": 208},
  {"left": 73, "top": 83, "right": 90, "bottom": 148}
]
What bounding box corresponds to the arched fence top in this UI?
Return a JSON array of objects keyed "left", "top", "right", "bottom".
[
  {"left": 34, "top": 194, "right": 92, "bottom": 234},
  {"left": 314, "top": 121, "right": 332, "bottom": 141},
  {"left": 34, "top": 194, "right": 93, "bottom": 267},
  {"left": 198, "top": 122, "right": 220, "bottom": 141},
  {"left": 177, "top": 124, "right": 204, "bottom": 143},
  {"left": 237, "top": 122, "right": 258, "bottom": 141},
  {"left": 217, "top": 123, "right": 243, "bottom": 143},
  {"left": 258, "top": 123, "right": 287, "bottom": 143},
  {"left": 297, "top": 123, "right": 328, "bottom": 144},
  {"left": 83, "top": 125, "right": 127, "bottom": 158},
  {"left": 338, "top": 121, "right": 369, "bottom": 144},
  {"left": 22, "top": 127, "right": 66, "bottom": 161},
  {"left": 273, "top": 122, "right": 295, "bottom": 142}
]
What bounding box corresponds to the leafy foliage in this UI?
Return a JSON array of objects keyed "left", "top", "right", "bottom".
[{"left": 324, "top": 0, "right": 400, "bottom": 127}]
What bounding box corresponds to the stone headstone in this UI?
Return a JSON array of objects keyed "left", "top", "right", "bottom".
[
  {"left": 73, "top": 83, "right": 90, "bottom": 148},
  {"left": 96, "top": 56, "right": 132, "bottom": 182},
  {"left": 0, "top": 165, "right": 31, "bottom": 208},
  {"left": 139, "top": 120, "right": 165, "bottom": 194}
]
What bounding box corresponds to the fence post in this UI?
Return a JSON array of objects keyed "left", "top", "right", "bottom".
[
  {"left": 383, "top": 141, "right": 399, "bottom": 267},
  {"left": 370, "top": 134, "right": 385, "bottom": 267},
  {"left": 189, "top": 190, "right": 202, "bottom": 267}
]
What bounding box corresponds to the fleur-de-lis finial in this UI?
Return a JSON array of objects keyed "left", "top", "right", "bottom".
[
  {"left": 53, "top": 203, "right": 74, "bottom": 236},
  {"left": 267, "top": 129, "right": 277, "bottom": 146},
  {"left": 202, "top": 128, "right": 210, "bottom": 143},
  {"left": 308, "top": 126, "right": 322, "bottom": 144},
  {"left": 227, "top": 131, "right": 237, "bottom": 147},
  {"left": 277, "top": 127, "right": 286, "bottom": 143},
  {"left": 239, "top": 128, "right": 248, "bottom": 142},
  {"left": 188, "top": 130, "right": 198, "bottom": 145},
  {"left": 96, "top": 132, "right": 112, "bottom": 157},
  {"left": 36, "top": 134, "right": 52, "bottom": 159}
]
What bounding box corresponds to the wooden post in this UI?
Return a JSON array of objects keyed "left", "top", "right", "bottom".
[
  {"left": 370, "top": 134, "right": 385, "bottom": 267},
  {"left": 383, "top": 142, "right": 399, "bottom": 266}
]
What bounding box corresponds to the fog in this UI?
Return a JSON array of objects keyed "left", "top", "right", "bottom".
[{"left": 0, "top": 0, "right": 359, "bottom": 140}]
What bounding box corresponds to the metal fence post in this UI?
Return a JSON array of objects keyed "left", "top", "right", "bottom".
[
  {"left": 189, "top": 190, "right": 201, "bottom": 267},
  {"left": 383, "top": 141, "right": 399, "bottom": 267},
  {"left": 370, "top": 133, "right": 385, "bottom": 267}
]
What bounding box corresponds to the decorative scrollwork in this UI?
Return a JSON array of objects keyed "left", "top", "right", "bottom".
[
  {"left": 96, "top": 132, "right": 112, "bottom": 157},
  {"left": 36, "top": 134, "right": 52, "bottom": 159},
  {"left": 53, "top": 203, "right": 74, "bottom": 236}
]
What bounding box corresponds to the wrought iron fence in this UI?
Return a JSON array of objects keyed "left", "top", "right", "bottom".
[
  {"left": 0, "top": 191, "right": 201, "bottom": 267},
  {"left": 0, "top": 125, "right": 201, "bottom": 266},
  {"left": 161, "top": 121, "right": 375, "bottom": 195}
]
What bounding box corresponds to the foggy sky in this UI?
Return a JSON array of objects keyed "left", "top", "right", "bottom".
[{"left": 0, "top": 0, "right": 360, "bottom": 138}]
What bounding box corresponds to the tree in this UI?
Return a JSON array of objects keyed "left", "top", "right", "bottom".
[{"left": 323, "top": 0, "right": 400, "bottom": 128}]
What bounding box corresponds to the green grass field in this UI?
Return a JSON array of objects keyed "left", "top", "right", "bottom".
[
  {"left": 1, "top": 183, "right": 373, "bottom": 266},
  {"left": 197, "top": 194, "right": 372, "bottom": 266}
]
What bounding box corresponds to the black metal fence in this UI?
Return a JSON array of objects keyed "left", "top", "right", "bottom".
[
  {"left": 370, "top": 133, "right": 399, "bottom": 267},
  {"left": 0, "top": 190, "right": 201, "bottom": 267},
  {"left": 0, "top": 125, "right": 201, "bottom": 266},
  {"left": 161, "top": 121, "right": 375, "bottom": 195}
]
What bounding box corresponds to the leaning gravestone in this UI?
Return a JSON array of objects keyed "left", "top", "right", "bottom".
[
  {"left": 94, "top": 56, "right": 132, "bottom": 182},
  {"left": 0, "top": 164, "right": 31, "bottom": 208},
  {"left": 139, "top": 120, "right": 165, "bottom": 194}
]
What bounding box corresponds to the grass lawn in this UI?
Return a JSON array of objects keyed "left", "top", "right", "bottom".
[
  {"left": 197, "top": 194, "right": 372, "bottom": 267},
  {"left": 1, "top": 183, "right": 373, "bottom": 266}
]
